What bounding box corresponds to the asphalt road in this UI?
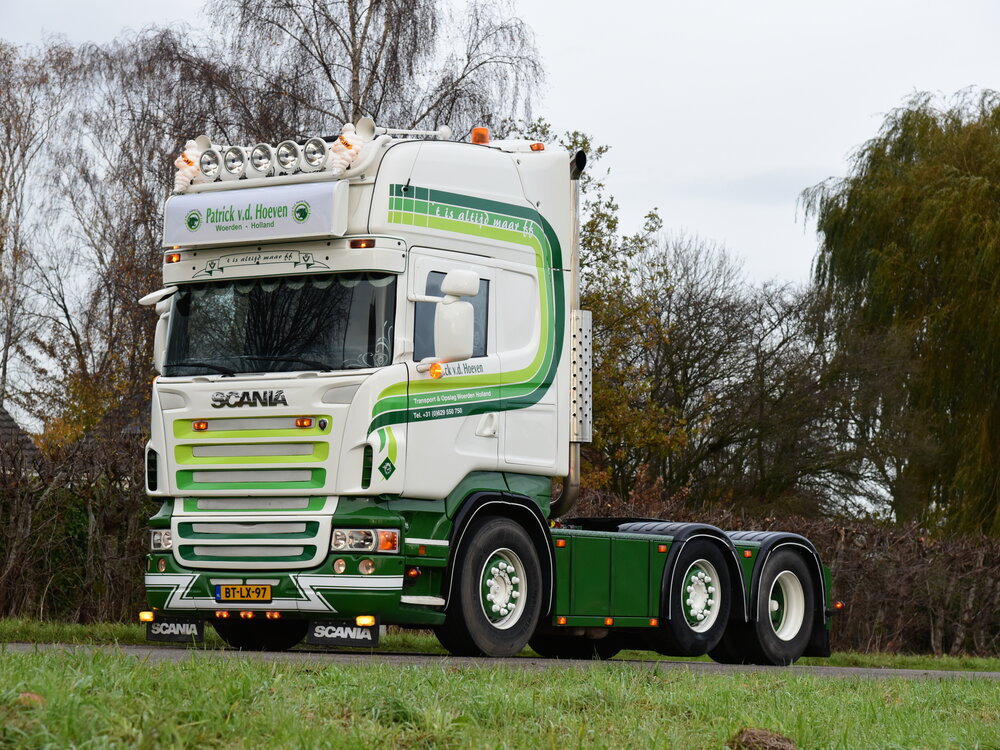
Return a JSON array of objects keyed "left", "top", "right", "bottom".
[{"left": 4, "top": 642, "right": 1000, "bottom": 681}]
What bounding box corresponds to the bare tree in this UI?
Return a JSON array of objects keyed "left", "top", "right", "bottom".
[{"left": 208, "top": 0, "right": 542, "bottom": 136}]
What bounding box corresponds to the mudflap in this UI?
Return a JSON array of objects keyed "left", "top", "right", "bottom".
[
  {"left": 306, "top": 619, "right": 380, "bottom": 648},
  {"left": 147, "top": 617, "right": 205, "bottom": 644}
]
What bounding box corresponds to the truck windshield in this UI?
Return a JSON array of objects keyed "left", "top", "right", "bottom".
[{"left": 163, "top": 273, "right": 396, "bottom": 376}]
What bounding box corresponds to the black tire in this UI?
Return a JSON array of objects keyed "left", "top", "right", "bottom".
[
  {"left": 529, "top": 632, "right": 622, "bottom": 660},
  {"left": 436, "top": 516, "right": 543, "bottom": 657},
  {"left": 744, "top": 549, "right": 816, "bottom": 666},
  {"left": 213, "top": 618, "right": 307, "bottom": 651},
  {"left": 708, "top": 621, "right": 760, "bottom": 664},
  {"left": 648, "top": 539, "right": 732, "bottom": 657}
]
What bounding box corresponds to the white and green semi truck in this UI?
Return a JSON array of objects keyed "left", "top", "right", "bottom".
[{"left": 140, "top": 121, "right": 837, "bottom": 664}]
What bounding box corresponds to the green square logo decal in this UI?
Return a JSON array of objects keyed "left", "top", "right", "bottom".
[{"left": 378, "top": 458, "right": 396, "bottom": 479}]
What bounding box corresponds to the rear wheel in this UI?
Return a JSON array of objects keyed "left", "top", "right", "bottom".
[
  {"left": 529, "top": 632, "right": 622, "bottom": 660},
  {"left": 647, "top": 539, "right": 732, "bottom": 657},
  {"left": 435, "top": 517, "right": 543, "bottom": 657},
  {"left": 750, "top": 550, "right": 815, "bottom": 665},
  {"left": 213, "top": 618, "right": 307, "bottom": 651}
]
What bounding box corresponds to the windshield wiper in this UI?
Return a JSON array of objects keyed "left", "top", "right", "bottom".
[
  {"left": 172, "top": 359, "right": 237, "bottom": 376},
  {"left": 252, "top": 355, "right": 337, "bottom": 371}
]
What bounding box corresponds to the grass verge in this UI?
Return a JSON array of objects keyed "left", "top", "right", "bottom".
[
  {"left": 1, "top": 649, "right": 999, "bottom": 749},
  {"left": 2, "top": 618, "right": 999, "bottom": 672}
]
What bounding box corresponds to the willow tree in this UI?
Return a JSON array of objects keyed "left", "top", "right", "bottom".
[{"left": 804, "top": 91, "right": 1000, "bottom": 534}]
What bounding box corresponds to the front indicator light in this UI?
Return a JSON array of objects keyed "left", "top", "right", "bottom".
[
  {"left": 295, "top": 417, "right": 313, "bottom": 428},
  {"left": 406, "top": 566, "right": 421, "bottom": 579},
  {"left": 378, "top": 530, "right": 399, "bottom": 552},
  {"left": 139, "top": 611, "right": 154, "bottom": 622},
  {"left": 192, "top": 421, "right": 208, "bottom": 431},
  {"left": 359, "top": 559, "right": 376, "bottom": 575},
  {"left": 356, "top": 615, "right": 376, "bottom": 627}
]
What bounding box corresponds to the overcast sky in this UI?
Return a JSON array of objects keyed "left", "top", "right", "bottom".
[{"left": 6, "top": 0, "right": 998, "bottom": 283}]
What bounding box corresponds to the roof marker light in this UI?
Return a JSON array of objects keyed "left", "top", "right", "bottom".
[
  {"left": 165, "top": 253, "right": 181, "bottom": 264},
  {"left": 471, "top": 127, "right": 490, "bottom": 144},
  {"left": 530, "top": 142, "right": 545, "bottom": 151}
]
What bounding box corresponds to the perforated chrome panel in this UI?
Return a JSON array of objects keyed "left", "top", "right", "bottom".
[{"left": 570, "top": 309, "right": 593, "bottom": 443}]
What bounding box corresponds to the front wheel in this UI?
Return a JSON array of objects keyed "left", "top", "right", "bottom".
[{"left": 435, "top": 517, "right": 543, "bottom": 657}]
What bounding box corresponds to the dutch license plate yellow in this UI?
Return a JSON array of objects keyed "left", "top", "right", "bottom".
[{"left": 215, "top": 584, "right": 272, "bottom": 602}]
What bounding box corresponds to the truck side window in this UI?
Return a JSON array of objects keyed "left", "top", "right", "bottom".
[{"left": 413, "top": 271, "right": 488, "bottom": 360}]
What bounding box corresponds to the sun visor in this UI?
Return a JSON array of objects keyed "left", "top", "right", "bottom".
[{"left": 163, "top": 181, "right": 349, "bottom": 248}]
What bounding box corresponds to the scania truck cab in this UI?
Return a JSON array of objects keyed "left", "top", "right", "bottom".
[{"left": 141, "top": 121, "right": 834, "bottom": 664}]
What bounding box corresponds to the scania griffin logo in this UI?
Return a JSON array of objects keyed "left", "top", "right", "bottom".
[{"left": 211, "top": 390, "right": 288, "bottom": 408}]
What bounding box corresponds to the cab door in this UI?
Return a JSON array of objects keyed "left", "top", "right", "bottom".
[{"left": 402, "top": 248, "right": 500, "bottom": 498}]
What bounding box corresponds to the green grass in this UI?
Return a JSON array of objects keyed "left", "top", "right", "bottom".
[
  {"left": 1, "top": 649, "right": 998, "bottom": 749},
  {"left": 2, "top": 619, "right": 999, "bottom": 673}
]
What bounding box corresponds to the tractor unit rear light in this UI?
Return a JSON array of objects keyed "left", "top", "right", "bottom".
[
  {"left": 150, "top": 530, "right": 172, "bottom": 551},
  {"left": 265, "top": 611, "right": 282, "bottom": 620},
  {"left": 215, "top": 611, "right": 231, "bottom": 619},
  {"left": 330, "top": 528, "right": 401, "bottom": 553}
]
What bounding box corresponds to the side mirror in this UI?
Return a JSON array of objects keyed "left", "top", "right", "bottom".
[
  {"left": 152, "top": 298, "right": 171, "bottom": 375},
  {"left": 434, "top": 299, "right": 474, "bottom": 362}
]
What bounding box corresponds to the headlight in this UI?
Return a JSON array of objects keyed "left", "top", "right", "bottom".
[
  {"left": 150, "top": 530, "right": 173, "bottom": 551},
  {"left": 300, "top": 137, "right": 328, "bottom": 172},
  {"left": 198, "top": 148, "right": 222, "bottom": 180},
  {"left": 221, "top": 146, "right": 246, "bottom": 180},
  {"left": 246, "top": 143, "right": 274, "bottom": 178},
  {"left": 330, "top": 528, "right": 399, "bottom": 553},
  {"left": 276, "top": 140, "right": 301, "bottom": 173}
]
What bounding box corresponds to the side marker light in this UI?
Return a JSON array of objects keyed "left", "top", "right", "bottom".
[
  {"left": 429, "top": 362, "right": 443, "bottom": 379},
  {"left": 529, "top": 142, "right": 545, "bottom": 151},
  {"left": 406, "top": 567, "right": 422, "bottom": 579},
  {"left": 349, "top": 239, "right": 375, "bottom": 249},
  {"left": 418, "top": 545, "right": 427, "bottom": 556},
  {"left": 139, "top": 611, "right": 154, "bottom": 622},
  {"left": 649, "top": 618, "right": 659, "bottom": 627},
  {"left": 555, "top": 539, "right": 566, "bottom": 548},
  {"left": 657, "top": 544, "right": 667, "bottom": 553},
  {"left": 604, "top": 618, "right": 614, "bottom": 627},
  {"left": 833, "top": 600, "right": 845, "bottom": 611},
  {"left": 743, "top": 549, "right": 753, "bottom": 558},
  {"left": 165, "top": 253, "right": 181, "bottom": 264},
  {"left": 556, "top": 616, "right": 567, "bottom": 626}
]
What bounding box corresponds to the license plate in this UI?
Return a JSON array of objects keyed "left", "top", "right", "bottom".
[
  {"left": 307, "top": 619, "right": 380, "bottom": 647},
  {"left": 215, "top": 584, "right": 272, "bottom": 602}
]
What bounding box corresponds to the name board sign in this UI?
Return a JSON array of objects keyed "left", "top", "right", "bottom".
[{"left": 163, "top": 180, "right": 349, "bottom": 248}]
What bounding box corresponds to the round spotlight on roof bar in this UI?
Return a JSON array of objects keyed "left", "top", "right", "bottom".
[
  {"left": 198, "top": 148, "right": 223, "bottom": 181},
  {"left": 246, "top": 143, "right": 274, "bottom": 179},
  {"left": 300, "top": 137, "right": 328, "bottom": 172},
  {"left": 220, "top": 146, "right": 246, "bottom": 181},
  {"left": 275, "top": 140, "right": 301, "bottom": 174}
]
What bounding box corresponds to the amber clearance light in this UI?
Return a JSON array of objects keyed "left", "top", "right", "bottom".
[
  {"left": 471, "top": 127, "right": 490, "bottom": 144},
  {"left": 349, "top": 239, "right": 375, "bottom": 249},
  {"left": 165, "top": 253, "right": 182, "bottom": 264}
]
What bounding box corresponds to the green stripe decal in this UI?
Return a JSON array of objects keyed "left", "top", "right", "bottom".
[{"left": 375, "top": 185, "right": 565, "bottom": 433}]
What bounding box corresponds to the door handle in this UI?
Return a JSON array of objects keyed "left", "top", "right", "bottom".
[{"left": 476, "top": 412, "right": 498, "bottom": 438}]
